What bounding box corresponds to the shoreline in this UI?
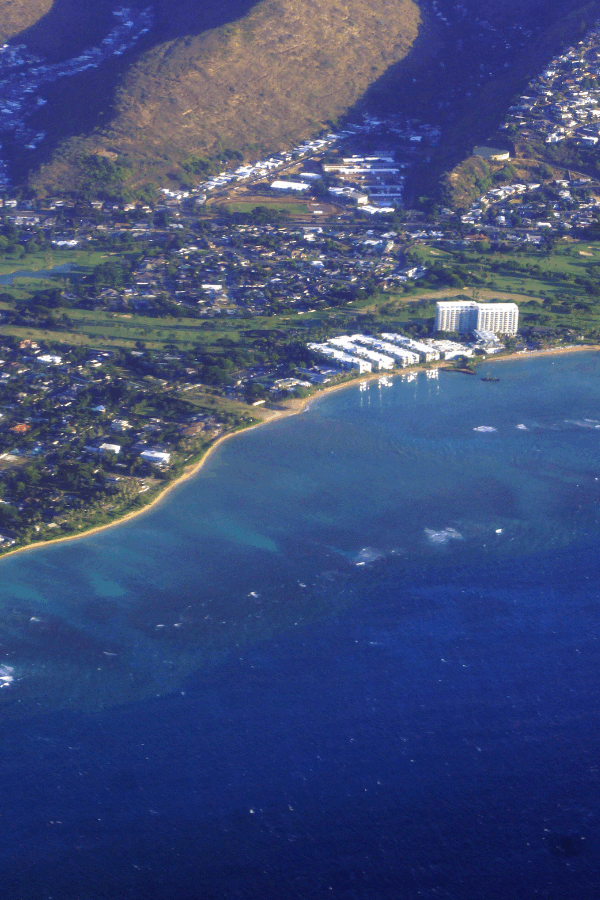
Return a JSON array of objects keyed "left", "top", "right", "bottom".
[
  {"left": 0, "top": 371, "right": 361, "bottom": 564},
  {"left": 1, "top": 342, "right": 598, "bottom": 564},
  {"left": 486, "top": 344, "right": 600, "bottom": 363}
]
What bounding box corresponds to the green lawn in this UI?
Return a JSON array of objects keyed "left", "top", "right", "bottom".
[
  {"left": 0, "top": 248, "right": 107, "bottom": 279},
  {"left": 410, "top": 240, "right": 600, "bottom": 303},
  {"left": 4, "top": 239, "right": 600, "bottom": 351},
  {"left": 219, "top": 200, "right": 311, "bottom": 215},
  {"left": 0, "top": 303, "right": 312, "bottom": 349}
]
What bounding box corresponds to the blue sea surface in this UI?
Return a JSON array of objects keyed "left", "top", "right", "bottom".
[{"left": 1, "top": 353, "right": 600, "bottom": 898}]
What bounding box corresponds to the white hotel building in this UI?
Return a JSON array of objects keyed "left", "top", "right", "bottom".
[{"left": 434, "top": 301, "right": 519, "bottom": 335}]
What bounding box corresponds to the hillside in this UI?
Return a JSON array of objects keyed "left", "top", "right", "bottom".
[
  {"left": 359, "top": 0, "right": 600, "bottom": 206},
  {"left": 29, "top": 0, "right": 420, "bottom": 193},
  {"left": 2, "top": 0, "right": 600, "bottom": 196},
  {"left": 0, "top": 0, "right": 51, "bottom": 41},
  {"left": 438, "top": 0, "right": 600, "bottom": 209}
]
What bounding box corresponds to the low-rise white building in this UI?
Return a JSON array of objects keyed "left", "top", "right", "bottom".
[
  {"left": 307, "top": 343, "right": 372, "bottom": 373},
  {"left": 327, "top": 337, "right": 394, "bottom": 371},
  {"left": 426, "top": 339, "right": 474, "bottom": 360},
  {"left": 99, "top": 442, "right": 121, "bottom": 456},
  {"left": 271, "top": 180, "right": 310, "bottom": 192},
  {"left": 140, "top": 449, "right": 171, "bottom": 466},
  {"left": 473, "top": 330, "right": 505, "bottom": 353},
  {"left": 380, "top": 333, "right": 440, "bottom": 362},
  {"left": 350, "top": 335, "right": 419, "bottom": 367}
]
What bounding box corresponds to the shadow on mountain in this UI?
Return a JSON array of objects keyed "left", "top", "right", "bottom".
[
  {"left": 17, "top": 0, "right": 263, "bottom": 61},
  {"left": 340, "top": 0, "right": 595, "bottom": 204},
  {"left": 8, "top": 0, "right": 597, "bottom": 191},
  {"left": 7, "top": 0, "right": 264, "bottom": 184},
  {"left": 15, "top": 0, "right": 129, "bottom": 61}
]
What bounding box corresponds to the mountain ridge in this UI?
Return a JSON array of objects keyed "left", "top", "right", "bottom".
[
  {"left": 30, "top": 0, "right": 420, "bottom": 193},
  {"left": 0, "top": 0, "right": 52, "bottom": 41},
  {"left": 1, "top": 0, "right": 599, "bottom": 196}
]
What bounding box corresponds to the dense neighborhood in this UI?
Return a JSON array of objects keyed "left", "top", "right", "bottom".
[
  {"left": 3, "top": 20, "right": 600, "bottom": 552},
  {"left": 0, "top": 336, "right": 247, "bottom": 548}
]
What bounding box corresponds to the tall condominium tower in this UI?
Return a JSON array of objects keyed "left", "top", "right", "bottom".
[
  {"left": 435, "top": 301, "right": 518, "bottom": 335},
  {"left": 475, "top": 303, "right": 519, "bottom": 334}
]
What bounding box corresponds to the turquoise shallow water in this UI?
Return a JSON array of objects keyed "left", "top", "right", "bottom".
[{"left": 1, "top": 353, "right": 600, "bottom": 897}]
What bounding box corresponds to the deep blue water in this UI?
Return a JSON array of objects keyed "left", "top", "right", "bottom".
[{"left": 2, "top": 353, "right": 600, "bottom": 899}]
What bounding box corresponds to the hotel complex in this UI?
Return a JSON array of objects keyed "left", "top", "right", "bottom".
[{"left": 434, "top": 301, "right": 519, "bottom": 335}]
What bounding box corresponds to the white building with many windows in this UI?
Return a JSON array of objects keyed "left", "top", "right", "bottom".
[
  {"left": 475, "top": 303, "right": 519, "bottom": 334},
  {"left": 435, "top": 301, "right": 518, "bottom": 335},
  {"left": 380, "top": 333, "right": 440, "bottom": 362}
]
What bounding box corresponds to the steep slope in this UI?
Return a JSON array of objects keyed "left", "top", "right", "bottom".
[
  {"left": 0, "top": 0, "right": 52, "bottom": 41},
  {"left": 30, "top": 0, "right": 420, "bottom": 192},
  {"left": 5, "top": 0, "right": 599, "bottom": 197},
  {"left": 354, "top": 0, "right": 600, "bottom": 205},
  {"left": 432, "top": 0, "right": 600, "bottom": 208}
]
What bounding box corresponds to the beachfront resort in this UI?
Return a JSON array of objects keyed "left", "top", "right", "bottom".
[{"left": 307, "top": 302, "right": 518, "bottom": 374}]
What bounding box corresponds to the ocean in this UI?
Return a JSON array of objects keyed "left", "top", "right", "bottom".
[{"left": 1, "top": 352, "right": 600, "bottom": 899}]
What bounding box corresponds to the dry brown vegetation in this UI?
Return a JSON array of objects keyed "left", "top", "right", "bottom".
[
  {"left": 32, "top": 0, "right": 420, "bottom": 191},
  {"left": 0, "top": 0, "right": 52, "bottom": 41},
  {"left": 7, "top": 0, "right": 591, "bottom": 197}
]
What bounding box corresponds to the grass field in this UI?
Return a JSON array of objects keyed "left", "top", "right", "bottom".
[
  {"left": 218, "top": 200, "right": 312, "bottom": 215},
  {"left": 3, "top": 239, "right": 600, "bottom": 351},
  {"left": 0, "top": 292, "right": 461, "bottom": 350},
  {"left": 0, "top": 248, "right": 107, "bottom": 280},
  {"left": 399, "top": 239, "right": 600, "bottom": 338},
  {"left": 411, "top": 240, "right": 600, "bottom": 298},
  {"left": 0, "top": 298, "right": 292, "bottom": 349}
]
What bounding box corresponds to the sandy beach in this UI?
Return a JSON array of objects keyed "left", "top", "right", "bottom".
[
  {"left": 0, "top": 373, "right": 355, "bottom": 562},
  {"left": 1, "top": 343, "right": 598, "bottom": 563},
  {"left": 486, "top": 344, "right": 600, "bottom": 363}
]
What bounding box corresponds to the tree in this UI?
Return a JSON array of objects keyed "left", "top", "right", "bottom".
[{"left": 244, "top": 382, "right": 267, "bottom": 403}]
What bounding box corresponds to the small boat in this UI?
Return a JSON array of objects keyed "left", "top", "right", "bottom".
[{"left": 481, "top": 377, "right": 500, "bottom": 382}]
